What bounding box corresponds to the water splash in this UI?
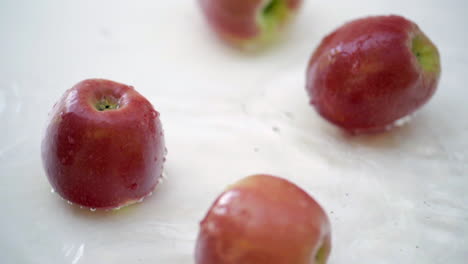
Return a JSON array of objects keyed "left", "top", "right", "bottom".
[{"left": 71, "top": 244, "right": 85, "bottom": 264}]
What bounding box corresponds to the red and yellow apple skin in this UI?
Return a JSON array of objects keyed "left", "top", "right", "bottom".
[
  {"left": 306, "top": 15, "right": 441, "bottom": 133},
  {"left": 195, "top": 174, "right": 331, "bottom": 264},
  {"left": 42, "top": 79, "right": 166, "bottom": 209},
  {"left": 198, "top": 0, "right": 302, "bottom": 49}
]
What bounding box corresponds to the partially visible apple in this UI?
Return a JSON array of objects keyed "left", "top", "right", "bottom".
[
  {"left": 42, "top": 79, "right": 166, "bottom": 210},
  {"left": 306, "top": 15, "right": 441, "bottom": 133},
  {"left": 198, "top": 0, "right": 303, "bottom": 50},
  {"left": 195, "top": 174, "right": 331, "bottom": 264}
]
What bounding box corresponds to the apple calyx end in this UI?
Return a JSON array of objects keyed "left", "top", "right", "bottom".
[{"left": 94, "top": 96, "right": 120, "bottom": 111}]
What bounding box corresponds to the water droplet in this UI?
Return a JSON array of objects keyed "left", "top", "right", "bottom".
[
  {"left": 50, "top": 188, "right": 55, "bottom": 193},
  {"left": 206, "top": 222, "right": 217, "bottom": 232},
  {"left": 158, "top": 176, "right": 165, "bottom": 184},
  {"left": 385, "top": 114, "right": 413, "bottom": 131},
  {"left": 394, "top": 115, "right": 412, "bottom": 127},
  {"left": 113, "top": 206, "right": 122, "bottom": 211},
  {"left": 137, "top": 197, "right": 145, "bottom": 203},
  {"left": 67, "top": 201, "right": 73, "bottom": 205},
  {"left": 213, "top": 206, "right": 227, "bottom": 215},
  {"left": 90, "top": 208, "right": 96, "bottom": 212}
]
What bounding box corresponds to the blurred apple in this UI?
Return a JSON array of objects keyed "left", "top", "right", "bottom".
[
  {"left": 195, "top": 174, "right": 331, "bottom": 264},
  {"left": 42, "top": 79, "right": 166, "bottom": 210},
  {"left": 306, "top": 15, "right": 441, "bottom": 133},
  {"left": 198, "top": 0, "right": 302, "bottom": 50}
]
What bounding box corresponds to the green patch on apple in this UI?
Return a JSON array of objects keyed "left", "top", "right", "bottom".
[
  {"left": 315, "top": 244, "right": 329, "bottom": 264},
  {"left": 412, "top": 33, "right": 440, "bottom": 73},
  {"left": 255, "top": 0, "right": 293, "bottom": 47}
]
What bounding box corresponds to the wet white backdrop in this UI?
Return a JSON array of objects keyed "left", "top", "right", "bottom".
[{"left": 0, "top": 0, "right": 467, "bottom": 263}]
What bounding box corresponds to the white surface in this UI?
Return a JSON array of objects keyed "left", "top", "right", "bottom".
[{"left": 1, "top": 0, "right": 467, "bottom": 263}]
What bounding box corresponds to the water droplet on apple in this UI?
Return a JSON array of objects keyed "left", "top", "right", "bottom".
[
  {"left": 50, "top": 188, "right": 55, "bottom": 193},
  {"left": 137, "top": 197, "right": 145, "bottom": 203},
  {"left": 158, "top": 176, "right": 165, "bottom": 184},
  {"left": 90, "top": 208, "right": 97, "bottom": 212},
  {"left": 394, "top": 115, "right": 412, "bottom": 127},
  {"left": 67, "top": 201, "right": 73, "bottom": 205},
  {"left": 385, "top": 114, "right": 413, "bottom": 131}
]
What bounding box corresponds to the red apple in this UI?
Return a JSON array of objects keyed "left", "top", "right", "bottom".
[
  {"left": 41, "top": 79, "right": 166, "bottom": 210},
  {"left": 195, "top": 174, "right": 331, "bottom": 264},
  {"left": 198, "top": 0, "right": 303, "bottom": 50},
  {"left": 306, "top": 15, "right": 441, "bottom": 133}
]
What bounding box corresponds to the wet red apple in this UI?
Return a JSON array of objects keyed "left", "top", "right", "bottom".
[
  {"left": 198, "top": 0, "right": 302, "bottom": 50},
  {"left": 195, "top": 174, "right": 331, "bottom": 264},
  {"left": 42, "top": 79, "right": 166, "bottom": 210},
  {"left": 306, "top": 15, "right": 441, "bottom": 133}
]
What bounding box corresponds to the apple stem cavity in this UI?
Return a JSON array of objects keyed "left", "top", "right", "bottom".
[
  {"left": 95, "top": 97, "right": 120, "bottom": 111},
  {"left": 411, "top": 33, "right": 440, "bottom": 73}
]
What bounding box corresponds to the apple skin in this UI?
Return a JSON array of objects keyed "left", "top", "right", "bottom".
[
  {"left": 195, "top": 174, "right": 331, "bottom": 264},
  {"left": 306, "top": 15, "right": 441, "bottom": 133},
  {"left": 198, "top": 0, "right": 302, "bottom": 49},
  {"left": 41, "top": 79, "right": 166, "bottom": 209}
]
